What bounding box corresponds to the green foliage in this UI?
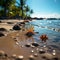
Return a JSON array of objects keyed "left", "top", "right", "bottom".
[{"left": 0, "top": 0, "right": 33, "bottom": 19}]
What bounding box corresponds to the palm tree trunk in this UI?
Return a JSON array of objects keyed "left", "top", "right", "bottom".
[
  {"left": 4, "top": 7, "right": 7, "bottom": 18},
  {"left": 20, "top": 0, "right": 24, "bottom": 19},
  {"left": 4, "top": 0, "right": 7, "bottom": 18}
]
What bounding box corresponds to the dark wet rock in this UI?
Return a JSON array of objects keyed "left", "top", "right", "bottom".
[
  {"left": 52, "top": 57, "right": 58, "bottom": 60},
  {"left": 39, "top": 49, "right": 45, "bottom": 54},
  {"left": 35, "top": 32, "right": 39, "bottom": 34},
  {"left": 25, "top": 32, "right": 34, "bottom": 37},
  {"left": 25, "top": 43, "right": 31, "bottom": 47},
  {"left": 0, "top": 21, "right": 2, "bottom": 23},
  {"left": 42, "top": 56, "right": 46, "bottom": 59},
  {"left": 13, "top": 25, "right": 21, "bottom": 30},
  {"left": 39, "top": 51, "right": 45, "bottom": 54},
  {"left": 0, "top": 32, "right": 5, "bottom": 37},
  {"left": 0, "top": 28, "right": 7, "bottom": 31},
  {"left": 0, "top": 50, "right": 5, "bottom": 56},
  {"left": 4, "top": 53, "right": 8, "bottom": 57},
  {"left": 32, "top": 42, "right": 39, "bottom": 47},
  {"left": 20, "top": 22, "right": 25, "bottom": 24},
  {"left": 0, "top": 50, "right": 7, "bottom": 58}
]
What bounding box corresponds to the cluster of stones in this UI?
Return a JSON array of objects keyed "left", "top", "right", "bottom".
[
  {"left": 0, "top": 47, "right": 58, "bottom": 60},
  {"left": 14, "top": 41, "right": 59, "bottom": 60}
]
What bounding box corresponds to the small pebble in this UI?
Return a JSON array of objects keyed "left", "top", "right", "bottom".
[
  {"left": 36, "top": 48, "right": 39, "bottom": 52},
  {"left": 18, "top": 55, "right": 24, "bottom": 59},
  {"left": 31, "top": 45, "right": 35, "bottom": 48},
  {"left": 5, "top": 34, "right": 7, "bottom": 36},
  {"left": 52, "top": 57, "right": 58, "bottom": 60},
  {"left": 39, "top": 49, "right": 45, "bottom": 54},
  {"left": 21, "top": 45, "right": 24, "bottom": 48},
  {"left": 31, "top": 50, "right": 34, "bottom": 53},
  {"left": 12, "top": 54, "right": 16, "bottom": 58},
  {"left": 34, "top": 53, "right": 38, "bottom": 57},
  {"left": 43, "top": 45, "right": 46, "bottom": 48},
  {"left": 29, "top": 55, "right": 34, "bottom": 60},
  {"left": 0, "top": 50, "right": 5, "bottom": 56},
  {"left": 40, "top": 49, "right": 43, "bottom": 51},
  {"left": 25, "top": 43, "right": 31, "bottom": 47},
  {"left": 16, "top": 42, "right": 19, "bottom": 45},
  {"left": 52, "top": 50, "right": 56, "bottom": 56},
  {"left": 14, "top": 38, "right": 17, "bottom": 41}
]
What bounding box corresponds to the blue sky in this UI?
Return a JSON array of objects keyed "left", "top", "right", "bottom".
[{"left": 27, "top": 0, "right": 60, "bottom": 18}]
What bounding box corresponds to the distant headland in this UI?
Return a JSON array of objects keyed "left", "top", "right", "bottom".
[{"left": 31, "top": 17, "right": 60, "bottom": 20}]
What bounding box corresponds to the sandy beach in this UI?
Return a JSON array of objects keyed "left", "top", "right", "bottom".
[{"left": 0, "top": 20, "right": 60, "bottom": 60}]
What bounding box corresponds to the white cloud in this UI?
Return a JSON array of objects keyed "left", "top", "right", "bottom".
[{"left": 31, "top": 13, "right": 60, "bottom": 18}]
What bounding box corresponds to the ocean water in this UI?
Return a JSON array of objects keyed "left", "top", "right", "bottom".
[{"left": 28, "top": 20, "right": 60, "bottom": 47}]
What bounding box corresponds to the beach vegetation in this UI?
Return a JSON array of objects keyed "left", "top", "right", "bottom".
[{"left": 0, "top": 0, "right": 33, "bottom": 19}]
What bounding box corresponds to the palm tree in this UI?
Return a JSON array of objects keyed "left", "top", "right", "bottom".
[
  {"left": 30, "top": 9, "right": 33, "bottom": 15},
  {"left": 0, "top": 0, "right": 33, "bottom": 19},
  {"left": 25, "top": 5, "right": 30, "bottom": 19},
  {"left": 16, "top": 0, "right": 33, "bottom": 19},
  {"left": 20, "top": 0, "right": 24, "bottom": 19},
  {"left": 0, "top": 0, "right": 16, "bottom": 18}
]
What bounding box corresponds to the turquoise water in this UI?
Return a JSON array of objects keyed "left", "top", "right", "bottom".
[{"left": 29, "top": 20, "right": 60, "bottom": 45}]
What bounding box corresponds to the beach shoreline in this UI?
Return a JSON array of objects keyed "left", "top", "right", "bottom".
[{"left": 0, "top": 19, "right": 60, "bottom": 60}]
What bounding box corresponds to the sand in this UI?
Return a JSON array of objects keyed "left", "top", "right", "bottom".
[{"left": 0, "top": 20, "right": 60, "bottom": 60}]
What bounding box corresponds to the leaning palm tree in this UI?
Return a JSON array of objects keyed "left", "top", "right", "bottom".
[
  {"left": 20, "top": 0, "right": 29, "bottom": 19},
  {"left": 0, "top": 0, "right": 16, "bottom": 18},
  {"left": 25, "top": 5, "right": 30, "bottom": 19},
  {"left": 20, "top": 0, "right": 23, "bottom": 19}
]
